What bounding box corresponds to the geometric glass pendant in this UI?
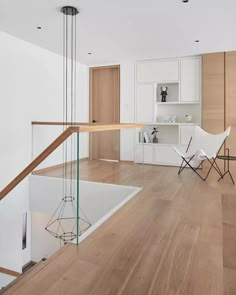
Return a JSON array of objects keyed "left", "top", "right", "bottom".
[{"left": 45, "top": 195, "right": 91, "bottom": 242}]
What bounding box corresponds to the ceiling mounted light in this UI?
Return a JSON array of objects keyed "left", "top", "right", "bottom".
[
  {"left": 37, "top": 26, "right": 42, "bottom": 30},
  {"left": 195, "top": 40, "right": 200, "bottom": 43},
  {"left": 182, "top": 0, "right": 189, "bottom": 3}
]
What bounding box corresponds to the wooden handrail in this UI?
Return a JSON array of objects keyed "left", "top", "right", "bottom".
[
  {"left": 32, "top": 121, "right": 84, "bottom": 126},
  {"left": 32, "top": 122, "right": 145, "bottom": 132},
  {"left": 78, "top": 123, "right": 144, "bottom": 133},
  {"left": 32, "top": 121, "right": 145, "bottom": 128},
  {"left": 0, "top": 267, "right": 21, "bottom": 277},
  {"left": 0, "top": 127, "right": 79, "bottom": 200},
  {"left": 32, "top": 121, "right": 145, "bottom": 133},
  {"left": 0, "top": 123, "right": 144, "bottom": 201},
  {"left": 32, "top": 121, "right": 131, "bottom": 126}
]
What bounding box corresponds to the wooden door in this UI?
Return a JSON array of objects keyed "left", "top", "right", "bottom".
[{"left": 89, "top": 66, "right": 120, "bottom": 161}]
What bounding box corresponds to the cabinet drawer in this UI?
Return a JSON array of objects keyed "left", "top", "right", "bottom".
[
  {"left": 154, "top": 145, "right": 180, "bottom": 165},
  {"left": 137, "top": 60, "right": 179, "bottom": 83}
]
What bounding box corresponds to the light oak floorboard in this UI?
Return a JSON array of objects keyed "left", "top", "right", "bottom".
[
  {"left": 224, "top": 267, "right": 236, "bottom": 295},
  {"left": 5, "top": 161, "right": 236, "bottom": 294}
]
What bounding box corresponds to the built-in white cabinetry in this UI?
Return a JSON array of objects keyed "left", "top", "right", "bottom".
[
  {"left": 143, "top": 145, "right": 153, "bottom": 163},
  {"left": 135, "top": 56, "right": 202, "bottom": 166},
  {"left": 154, "top": 145, "right": 181, "bottom": 165},
  {"left": 137, "top": 60, "right": 179, "bottom": 83},
  {"left": 135, "top": 144, "right": 153, "bottom": 164},
  {"left": 136, "top": 84, "right": 155, "bottom": 123},
  {"left": 180, "top": 57, "right": 201, "bottom": 102}
]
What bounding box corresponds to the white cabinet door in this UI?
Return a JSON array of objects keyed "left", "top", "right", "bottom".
[
  {"left": 144, "top": 145, "right": 153, "bottom": 163},
  {"left": 120, "top": 129, "right": 135, "bottom": 161},
  {"left": 180, "top": 125, "right": 195, "bottom": 145},
  {"left": 137, "top": 60, "right": 179, "bottom": 83},
  {"left": 136, "top": 84, "right": 154, "bottom": 123},
  {"left": 154, "top": 145, "right": 180, "bottom": 165},
  {"left": 180, "top": 58, "right": 201, "bottom": 102},
  {"left": 135, "top": 145, "right": 153, "bottom": 163}
]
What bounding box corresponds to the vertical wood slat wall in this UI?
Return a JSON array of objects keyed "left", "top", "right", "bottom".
[
  {"left": 202, "top": 51, "right": 236, "bottom": 172},
  {"left": 202, "top": 53, "right": 225, "bottom": 171},
  {"left": 225, "top": 53, "right": 236, "bottom": 165}
]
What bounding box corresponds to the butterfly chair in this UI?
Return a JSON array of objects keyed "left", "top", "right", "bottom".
[{"left": 173, "top": 126, "right": 231, "bottom": 181}]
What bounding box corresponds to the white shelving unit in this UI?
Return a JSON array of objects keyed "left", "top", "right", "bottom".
[
  {"left": 135, "top": 56, "right": 202, "bottom": 166},
  {"left": 156, "top": 102, "right": 200, "bottom": 105}
]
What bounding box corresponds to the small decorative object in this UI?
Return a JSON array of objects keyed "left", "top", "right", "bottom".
[
  {"left": 143, "top": 132, "right": 149, "bottom": 143},
  {"left": 161, "top": 116, "right": 170, "bottom": 123},
  {"left": 168, "top": 115, "right": 176, "bottom": 123},
  {"left": 185, "top": 114, "right": 192, "bottom": 122},
  {"left": 160, "top": 86, "right": 168, "bottom": 102},
  {"left": 151, "top": 127, "right": 159, "bottom": 143}
]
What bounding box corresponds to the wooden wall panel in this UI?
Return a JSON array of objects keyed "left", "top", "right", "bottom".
[
  {"left": 202, "top": 53, "right": 225, "bottom": 171},
  {"left": 202, "top": 53, "right": 225, "bottom": 134},
  {"left": 225, "top": 52, "right": 236, "bottom": 171}
]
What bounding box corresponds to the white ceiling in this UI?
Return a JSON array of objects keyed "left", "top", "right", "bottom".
[{"left": 0, "top": 0, "right": 236, "bottom": 65}]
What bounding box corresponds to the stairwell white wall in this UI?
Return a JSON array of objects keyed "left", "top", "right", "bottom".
[{"left": 0, "top": 32, "right": 89, "bottom": 274}]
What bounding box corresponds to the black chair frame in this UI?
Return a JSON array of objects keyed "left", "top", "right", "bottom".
[{"left": 177, "top": 137, "right": 226, "bottom": 181}]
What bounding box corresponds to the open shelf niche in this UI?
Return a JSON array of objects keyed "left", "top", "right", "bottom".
[
  {"left": 138, "top": 124, "right": 179, "bottom": 145},
  {"left": 156, "top": 83, "right": 179, "bottom": 103},
  {"left": 156, "top": 103, "right": 201, "bottom": 125}
]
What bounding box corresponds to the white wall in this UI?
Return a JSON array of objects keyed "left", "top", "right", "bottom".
[
  {"left": 0, "top": 180, "right": 29, "bottom": 272},
  {"left": 120, "top": 62, "right": 136, "bottom": 161},
  {"left": 31, "top": 60, "right": 89, "bottom": 170},
  {"left": 0, "top": 32, "right": 89, "bottom": 276}
]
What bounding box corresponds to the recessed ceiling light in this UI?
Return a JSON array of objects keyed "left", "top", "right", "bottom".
[
  {"left": 88, "top": 53, "right": 92, "bottom": 55},
  {"left": 37, "top": 26, "right": 42, "bottom": 30},
  {"left": 182, "top": 0, "right": 189, "bottom": 3},
  {"left": 195, "top": 40, "right": 200, "bottom": 43}
]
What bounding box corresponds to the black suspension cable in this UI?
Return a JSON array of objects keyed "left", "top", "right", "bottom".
[{"left": 45, "top": 6, "right": 91, "bottom": 244}]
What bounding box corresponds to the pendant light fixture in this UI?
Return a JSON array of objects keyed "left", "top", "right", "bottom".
[{"left": 45, "top": 6, "right": 91, "bottom": 243}]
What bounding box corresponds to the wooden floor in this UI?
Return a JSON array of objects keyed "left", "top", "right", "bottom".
[{"left": 5, "top": 161, "right": 236, "bottom": 295}]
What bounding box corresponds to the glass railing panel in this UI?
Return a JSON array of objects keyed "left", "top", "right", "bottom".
[
  {"left": 77, "top": 127, "right": 144, "bottom": 243},
  {"left": 0, "top": 124, "right": 144, "bottom": 289},
  {"left": 30, "top": 131, "right": 79, "bottom": 262}
]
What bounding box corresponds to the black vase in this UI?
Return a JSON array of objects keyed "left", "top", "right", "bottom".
[{"left": 153, "top": 135, "right": 158, "bottom": 143}]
